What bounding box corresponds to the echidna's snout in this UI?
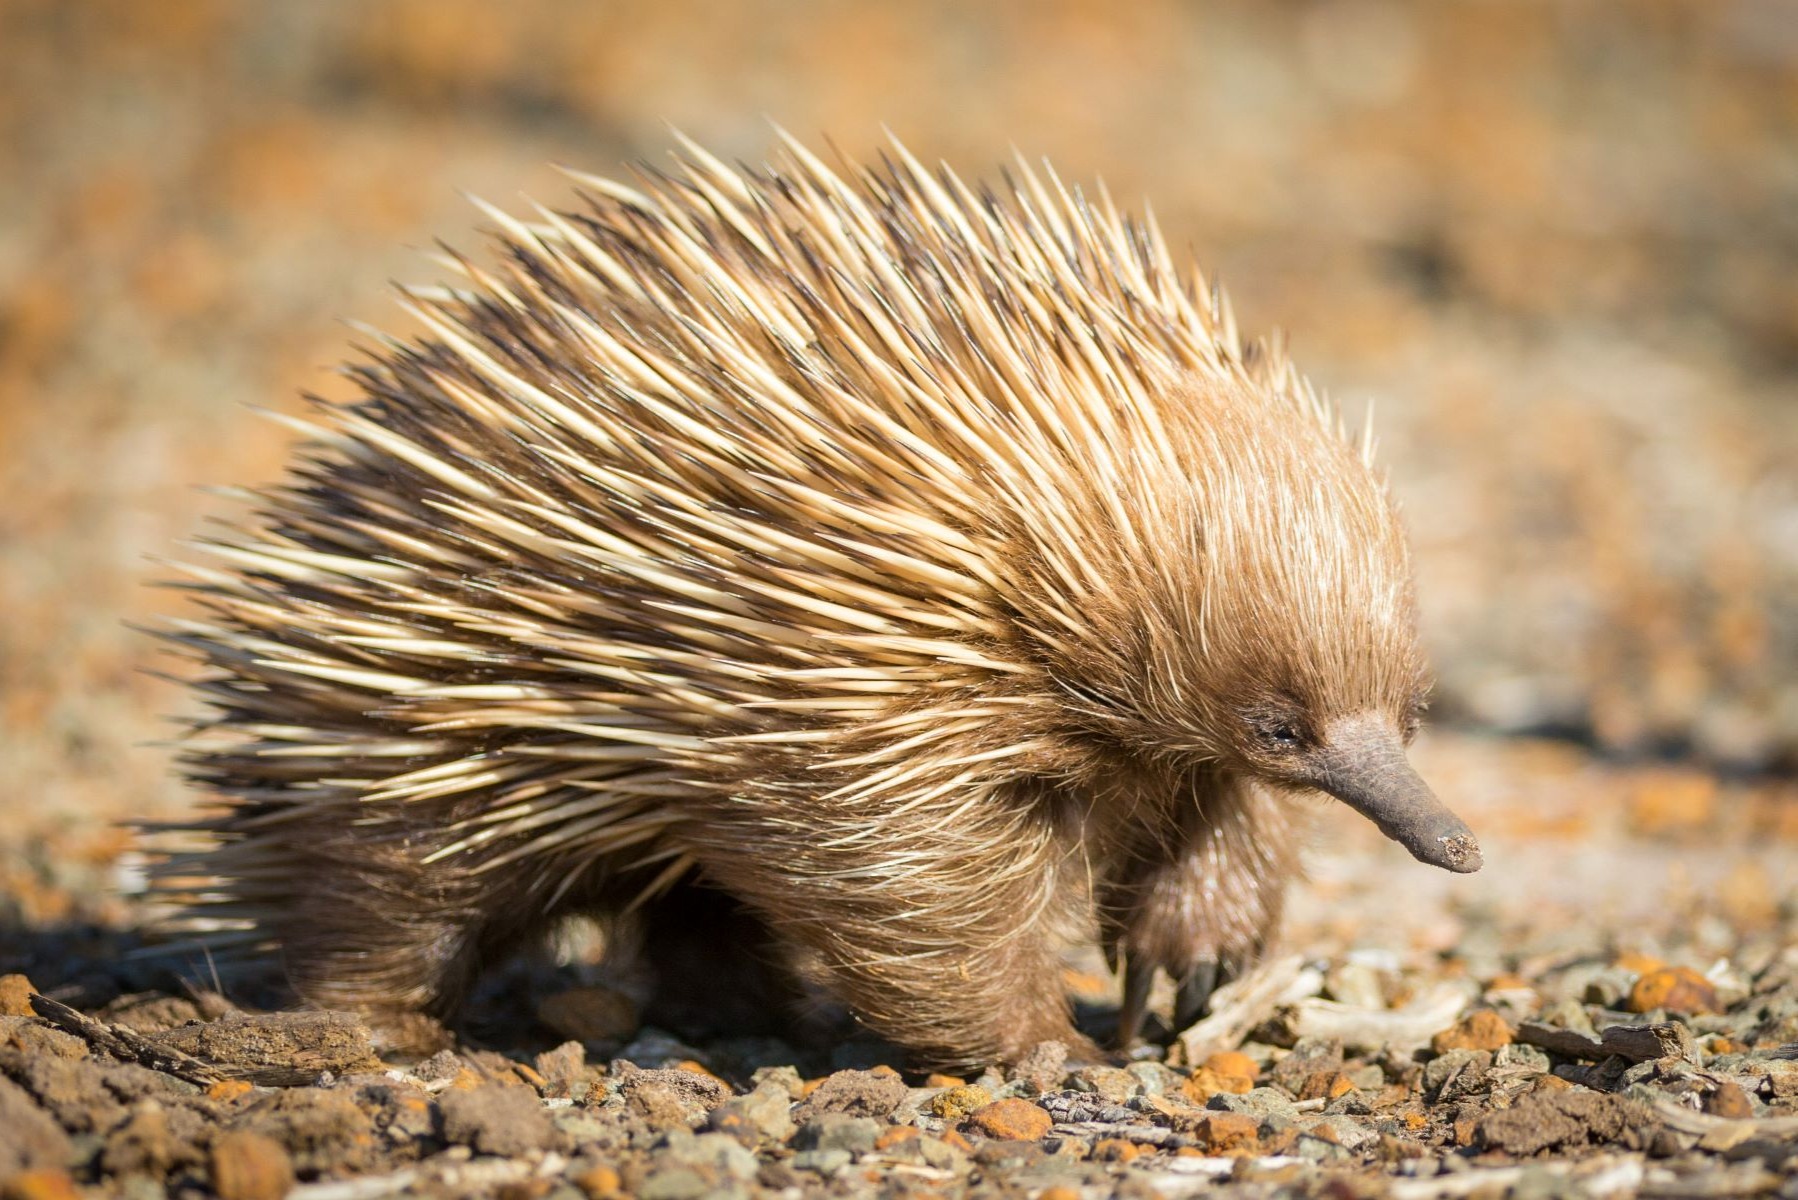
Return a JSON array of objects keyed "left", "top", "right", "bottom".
[{"left": 1308, "top": 715, "right": 1482, "bottom": 874}]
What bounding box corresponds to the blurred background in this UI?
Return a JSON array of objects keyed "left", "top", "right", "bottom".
[{"left": 1, "top": 1, "right": 1794, "bottom": 933}]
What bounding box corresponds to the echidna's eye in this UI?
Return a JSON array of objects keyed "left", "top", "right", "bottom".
[
  {"left": 1266, "top": 723, "right": 1302, "bottom": 750},
  {"left": 1402, "top": 694, "right": 1430, "bottom": 740}
]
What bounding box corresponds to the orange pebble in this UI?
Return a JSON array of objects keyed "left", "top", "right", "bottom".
[
  {"left": 1626, "top": 966, "right": 1718, "bottom": 1015},
  {"left": 1202, "top": 1050, "right": 1260, "bottom": 1081}
]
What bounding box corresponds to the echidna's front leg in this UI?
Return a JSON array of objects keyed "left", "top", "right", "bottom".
[
  {"left": 683, "top": 769, "right": 1094, "bottom": 1070},
  {"left": 1100, "top": 774, "right": 1299, "bottom": 1047}
]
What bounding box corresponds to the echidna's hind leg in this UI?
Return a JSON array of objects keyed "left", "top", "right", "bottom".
[
  {"left": 259, "top": 800, "right": 601, "bottom": 1051},
  {"left": 273, "top": 812, "right": 497, "bottom": 1033},
  {"left": 1100, "top": 774, "right": 1298, "bottom": 1047}
]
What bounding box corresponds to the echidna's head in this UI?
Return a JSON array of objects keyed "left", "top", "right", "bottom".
[{"left": 1013, "top": 376, "right": 1481, "bottom": 873}]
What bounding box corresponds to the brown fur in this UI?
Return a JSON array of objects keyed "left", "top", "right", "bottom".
[{"left": 150, "top": 135, "right": 1441, "bottom": 1070}]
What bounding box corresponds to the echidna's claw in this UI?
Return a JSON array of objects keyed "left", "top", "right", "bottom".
[
  {"left": 1171, "top": 959, "right": 1220, "bottom": 1032},
  {"left": 1115, "top": 954, "right": 1155, "bottom": 1048}
]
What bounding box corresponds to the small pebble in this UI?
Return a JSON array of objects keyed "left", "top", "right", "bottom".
[
  {"left": 0, "top": 1172, "right": 80, "bottom": 1200},
  {"left": 1705, "top": 1081, "right": 1754, "bottom": 1119},
  {"left": 926, "top": 1084, "right": 992, "bottom": 1119},
  {"left": 1627, "top": 967, "right": 1720, "bottom": 1015},
  {"left": 706, "top": 1081, "right": 796, "bottom": 1146},
  {"left": 1432, "top": 1010, "right": 1515, "bottom": 1053},
  {"left": 790, "top": 1147, "right": 851, "bottom": 1175},
  {"left": 792, "top": 1113, "right": 878, "bottom": 1156},
  {"left": 1183, "top": 1067, "right": 1253, "bottom": 1102},
  {"left": 0, "top": 975, "right": 36, "bottom": 1018},
  {"left": 1195, "top": 1111, "right": 1261, "bottom": 1152},
  {"left": 1203, "top": 1051, "right": 1261, "bottom": 1082},
  {"left": 1090, "top": 1137, "right": 1141, "bottom": 1162},
  {"left": 210, "top": 1130, "right": 294, "bottom": 1200},
  {"left": 964, "top": 1098, "right": 1052, "bottom": 1141},
  {"left": 571, "top": 1166, "right": 621, "bottom": 1199}
]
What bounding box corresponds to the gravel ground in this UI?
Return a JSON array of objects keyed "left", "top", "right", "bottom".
[
  {"left": 4, "top": 908, "right": 1797, "bottom": 1200},
  {"left": 3, "top": 734, "right": 1795, "bottom": 1199}
]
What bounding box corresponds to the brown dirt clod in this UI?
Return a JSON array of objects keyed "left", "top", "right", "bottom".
[
  {"left": 0, "top": 1077, "right": 72, "bottom": 1177},
  {"left": 438, "top": 1084, "right": 556, "bottom": 1157},
  {"left": 1474, "top": 1093, "right": 1649, "bottom": 1156},
  {"left": 154, "top": 1011, "right": 382, "bottom": 1083},
  {"left": 792, "top": 1068, "right": 907, "bottom": 1121}
]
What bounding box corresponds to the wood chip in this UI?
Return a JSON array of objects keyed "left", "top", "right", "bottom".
[
  {"left": 29, "top": 993, "right": 226, "bottom": 1086},
  {"left": 1517, "top": 1021, "right": 1696, "bottom": 1064},
  {"left": 1282, "top": 984, "right": 1471, "bottom": 1053},
  {"left": 1177, "top": 954, "right": 1306, "bottom": 1062}
]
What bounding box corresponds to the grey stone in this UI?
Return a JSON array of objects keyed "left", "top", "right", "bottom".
[
  {"left": 1325, "top": 961, "right": 1388, "bottom": 1009},
  {"left": 551, "top": 1107, "right": 615, "bottom": 1146},
  {"left": 1581, "top": 968, "right": 1637, "bottom": 1008},
  {"left": 438, "top": 1084, "right": 556, "bottom": 1157},
  {"left": 1496, "top": 1043, "right": 1553, "bottom": 1072},
  {"left": 1271, "top": 1038, "right": 1345, "bottom": 1090},
  {"left": 1207, "top": 1087, "right": 1300, "bottom": 1129},
  {"left": 919, "top": 1134, "right": 970, "bottom": 1170},
  {"left": 706, "top": 1080, "right": 795, "bottom": 1145},
  {"left": 1125, "top": 1061, "right": 1183, "bottom": 1097},
  {"left": 792, "top": 1112, "right": 879, "bottom": 1156},
  {"left": 687, "top": 1131, "right": 758, "bottom": 1178},
  {"left": 1068, "top": 1066, "right": 1139, "bottom": 1103},
  {"left": 617, "top": 1030, "right": 708, "bottom": 1069},
  {"left": 637, "top": 1167, "right": 714, "bottom": 1200},
  {"left": 1536, "top": 998, "right": 1598, "bottom": 1037},
  {"left": 1302, "top": 1115, "right": 1377, "bottom": 1151},
  {"left": 1294, "top": 1132, "right": 1355, "bottom": 1162},
  {"left": 1424, "top": 1049, "right": 1489, "bottom": 1096},
  {"left": 116, "top": 1178, "right": 169, "bottom": 1200},
  {"left": 1012, "top": 1040, "right": 1071, "bottom": 1093},
  {"left": 790, "top": 1147, "right": 852, "bottom": 1174},
  {"left": 748, "top": 1064, "right": 804, "bottom": 1099}
]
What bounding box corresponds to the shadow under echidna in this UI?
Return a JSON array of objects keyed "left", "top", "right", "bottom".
[{"left": 147, "top": 133, "right": 1481, "bottom": 1071}]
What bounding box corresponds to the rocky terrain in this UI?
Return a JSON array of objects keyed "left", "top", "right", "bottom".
[
  {"left": 3, "top": 733, "right": 1795, "bottom": 1198},
  {"left": 4, "top": 851, "right": 1797, "bottom": 1200}
]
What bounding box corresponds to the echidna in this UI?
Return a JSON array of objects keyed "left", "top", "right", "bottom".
[{"left": 153, "top": 134, "right": 1480, "bottom": 1070}]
